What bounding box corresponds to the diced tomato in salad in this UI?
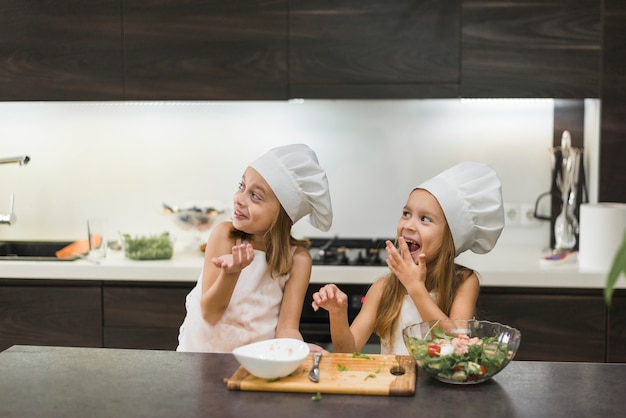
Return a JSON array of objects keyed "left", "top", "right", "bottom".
[
  {"left": 427, "top": 343, "right": 441, "bottom": 357},
  {"left": 478, "top": 365, "right": 487, "bottom": 376}
]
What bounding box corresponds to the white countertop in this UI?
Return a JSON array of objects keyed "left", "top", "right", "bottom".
[
  {"left": 313, "top": 245, "right": 621, "bottom": 289},
  {"left": 0, "top": 246, "right": 621, "bottom": 289},
  {"left": 0, "top": 250, "right": 203, "bottom": 282}
]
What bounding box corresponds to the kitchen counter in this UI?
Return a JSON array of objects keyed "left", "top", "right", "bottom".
[
  {"left": 0, "top": 245, "right": 620, "bottom": 289},
  {"left": 0, "top": 345, "right": 624, "bottom": 418},
  {"left": 0, "top": 248, "right": 204, "bottom": 282}
]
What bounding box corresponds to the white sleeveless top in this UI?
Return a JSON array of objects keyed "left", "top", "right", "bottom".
[
  {"left": 379, "top": 293, "right": 437, "bottom": 355},
  {"left": 177, "top": 250, "right": 289, "bottom": 353}
]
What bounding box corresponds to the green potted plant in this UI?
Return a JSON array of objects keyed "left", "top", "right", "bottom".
[{"left": 605, "top": 231, "right": 626, "bottom": 305}]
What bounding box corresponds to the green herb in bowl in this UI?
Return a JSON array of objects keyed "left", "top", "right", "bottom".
[{"left": 122, "top": 232, "right": 173, "bottom": 260}]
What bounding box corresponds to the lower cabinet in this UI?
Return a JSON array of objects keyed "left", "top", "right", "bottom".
[
  {"left": 608, "top": 294, "right": 626, "bottom": 362},
  {"left": 1, "top": 279, "right": 624, "bottom": 362},
  {"left": 476, "top": 287, "right": 608, "bottom": 362},
  {"left": 0, "top": 279, "right": 102, "bottom": 352},
  {"left": 0, "top": 279, "right": 193, "bottom": 352},
  {"left": 103, "top": 282, "right": 194, "bottom": 350}
]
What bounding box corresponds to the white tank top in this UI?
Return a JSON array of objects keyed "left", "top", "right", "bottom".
[
  {"left": 379, "top": 293, "right": 437, "bottom": 355},
  {"left": 176, "top": 249, "right": 289, "bottom": 353}
]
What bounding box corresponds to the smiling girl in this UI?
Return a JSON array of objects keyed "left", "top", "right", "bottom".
[
  {"left": 177, "top": 144, "right": 332, "bottom": 353},
  {"left": 312, "top": 162, "right": 504, "bottom": 355}
]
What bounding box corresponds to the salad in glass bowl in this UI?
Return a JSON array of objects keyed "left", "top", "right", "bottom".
[{"left": 403, "top": 319, "right": 521, "bottom": 384}]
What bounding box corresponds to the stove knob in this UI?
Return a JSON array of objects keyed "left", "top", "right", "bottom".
[
  {"left": 337, "top": 247, "right": 350, "bottom": 264},
  {"left": 368, "top": 248, "right": 380, "bottom": 265}
]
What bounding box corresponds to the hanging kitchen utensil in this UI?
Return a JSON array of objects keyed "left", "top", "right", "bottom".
[
  {"left": 554, "top": 132, "right": 576, "bottom": 251},
  {"left": 533, "top": 131, "right": 588, "bottom": 251},
  {"left": 552, "top": 131, "right": 588, "bottom": 252}
]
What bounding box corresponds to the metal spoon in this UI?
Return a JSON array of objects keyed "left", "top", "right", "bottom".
[{"left": 308, "top": 352, "right": 322, "bottom": 383}]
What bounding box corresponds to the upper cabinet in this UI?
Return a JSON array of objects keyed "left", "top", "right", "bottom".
[
  {"left": 122, "top": 0, "right": 289, "bottom": 100},
  {"left": 0, "top": 0, "right": 609, "bottom": 100},
  {"left": 0, "top": 0, "right": 124, "bottom": 100},
  {"left": 599, "top": 0, "right": 626, "bottom": 203},
  {"left": 461, "top": 0, "right": 601, "bottom": 98},
  {"left": 289, "top": 0, "right": 460, "bottom": 99}
]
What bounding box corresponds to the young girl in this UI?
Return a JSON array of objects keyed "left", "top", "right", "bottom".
[
  {"left": 177, "top": 144, "right": 332, "bottom": 353},
  {"left": 312, "top": 162, "right": 504, "bottom": 355}
]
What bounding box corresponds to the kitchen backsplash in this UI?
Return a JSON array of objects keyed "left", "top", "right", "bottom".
[{"left": 0, "top": 99, "right": 600, "bottom": 253}]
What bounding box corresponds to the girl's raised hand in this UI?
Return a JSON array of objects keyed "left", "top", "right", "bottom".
[
  {"left": 211, "top": 242, "right": 255, "bottom": 274},
  {"left": 311, "top": 284, "right": 347, "bottom": 314},
  {"left": 385, "top": 238, "right": 427, "bottom": 288}
]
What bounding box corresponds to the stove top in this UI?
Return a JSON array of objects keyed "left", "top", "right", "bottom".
[{"left": 307, "top": 237, "right": 394, "bottom": 266}]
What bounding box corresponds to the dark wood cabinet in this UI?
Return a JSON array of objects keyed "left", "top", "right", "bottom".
[
  {"left": 0, "top": 279, "right": 102, "bottom": 352},
  {"left": 476, "top": 288, "right": 607, "bottom": 362},
  {"left": 0, "top": 279, "right": 193, "bottom": 352},
  {"left": 103, "top": 282, "right": 194, "bottom": 350},
  {"left": 290, "top": 0, "right": 460, "bottom": 99},
  {"left": 0, "top": 0, "right": 288, "bottom": 101},
  {"left": 122, "top": 0, "right": 289, "bottom": 100},
  {"left": 461, "top": 0, "right": 601, "bottom": 98},
  {"left": 608, "top": 294, "right": 626, "bottom": 362},
  {"left": 1, "top": 278, "right": 624, "bottom": 362},
  {"left": 0, "top": 0, "right": 614, "bottom": 102},
  {"left": 599, "top": 0, "right": 626, "bottom": 203},
  {"left": 0, "top": 0, "right": 124, "bottom": 100}
]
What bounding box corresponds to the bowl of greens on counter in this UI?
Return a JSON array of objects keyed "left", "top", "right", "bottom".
[
  {"left": 403, "top": 319, "right": 521, "bottom": 384},
  {"left": 122, "top": 232, "right": 173, "bottom": 260}
]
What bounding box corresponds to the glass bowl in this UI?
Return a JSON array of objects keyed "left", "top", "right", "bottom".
[
  {"left": 403, "top": 319, "right": 521, "bottom": 384},
  {"left": 121, "top": 232, "right": 174, "bottom": 260}
]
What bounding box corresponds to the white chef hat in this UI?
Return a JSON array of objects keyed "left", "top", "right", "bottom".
[
  {"left": 417, "top": 162, "right": 504, "bottom": 256},
  {"left": 249, "top": 144, "right": 333, "bottom": 231}
]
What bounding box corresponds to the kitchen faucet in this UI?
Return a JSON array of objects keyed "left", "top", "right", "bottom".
[
  {"left": 1, "top": 155, "right": 30, "bottom": 225},
  {"left": 0, "top": 155, "right": 30, "bottom": 166}
]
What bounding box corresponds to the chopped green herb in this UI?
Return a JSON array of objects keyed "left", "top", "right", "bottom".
[
  {"left": 122, "top": 232, "right": 173, "bottom": 260},
  {"left": 337, "top": 364, "right": 348, "bottom": 372},
  {"left": 351, "top": 352, "right": 374, "bottom": 360},
  {"left": 266, "top": 377, "right": 281, "bottom": 383},
  {"left": 365, "top": 373, "right": 377, "bottom": 380},
  {"left": 311, "top": 392, "right": 322, "bottom": 401}
]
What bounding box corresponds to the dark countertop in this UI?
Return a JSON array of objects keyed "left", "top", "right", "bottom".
[{"left": 1, "top": 345, "right": 625, "bottom": 418}]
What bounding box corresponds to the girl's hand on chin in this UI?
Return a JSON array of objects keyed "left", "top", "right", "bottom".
[{"left": 212, "top": 243, "right": 255, "bottom": 273}]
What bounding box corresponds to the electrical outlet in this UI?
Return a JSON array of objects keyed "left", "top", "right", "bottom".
[
  {"left": 521, "top": 203, "right": 539, "bottom": 226},
  {"left": 504, "top": 203, "right": 521, "bottom": 226}
]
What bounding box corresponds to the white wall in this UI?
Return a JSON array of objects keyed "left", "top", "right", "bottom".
[{"left": 0, "top": 99, "right": 598, "bottom": 252}]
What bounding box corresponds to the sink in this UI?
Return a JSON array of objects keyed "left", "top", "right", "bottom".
[{"left": 0, "top": 240, "right": 76, "bottom": 261}]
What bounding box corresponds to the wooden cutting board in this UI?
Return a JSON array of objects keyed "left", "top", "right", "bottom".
[{"left": 226, "top": 353, "right": 416, "bottom": 396}]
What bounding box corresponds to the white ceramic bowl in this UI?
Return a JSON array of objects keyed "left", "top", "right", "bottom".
[{"left": 232, "top": 338, "right": 310, "bottom": 379}]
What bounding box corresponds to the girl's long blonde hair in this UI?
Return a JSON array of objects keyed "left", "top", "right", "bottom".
[
  {"left": 373, "top": 223, "right": 474, "bottom": 341},
  {"left": 230, "top": 205, "right": 309, "bottom": 277}
]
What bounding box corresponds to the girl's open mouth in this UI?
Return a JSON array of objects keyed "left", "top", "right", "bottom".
[{"left": 404, "top": 238, "right": 421, "bottom": 254}]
